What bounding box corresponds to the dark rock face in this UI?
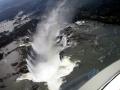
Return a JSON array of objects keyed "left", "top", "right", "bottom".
[
  {"left": 0, "top": 85, "right": 6, "bottom": 88},
  {"left": 18, "top": 65, "right": 29, "bottom": 73},
  {"left": 61, "top": 26, "right": 95, "bottom": 42},
  {"left": 0, "top": 19, "right": 38, "bottom": 48},
  {"left": 73, "top": 0, "right": 120, "bottom": 24},
  {"left": 0, "top": 53, "right": 3, "bottom": 60},
  {"left": 11, "top": 62, "right": 18, "bottom": 67},
  {"left": 59, "top": 21, "right": 120, "bottom": 90}
]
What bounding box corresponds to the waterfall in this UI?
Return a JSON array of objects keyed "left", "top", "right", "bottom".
[{"left": 17, "top": 0, "right": 77, "bottom": 90}]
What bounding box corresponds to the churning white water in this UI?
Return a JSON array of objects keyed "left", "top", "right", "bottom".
[{"left": 17, "top": 0, "right": 77, "bottom": 90}]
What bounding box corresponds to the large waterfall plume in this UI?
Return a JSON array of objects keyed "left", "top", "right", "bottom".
[{"left": 17, "top": 0, "right": 78, "bottom": 90}]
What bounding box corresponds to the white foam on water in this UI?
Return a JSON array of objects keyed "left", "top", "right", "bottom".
[
  {"left": 0, "top": 20, "right": 15, "bottom": 32},
  {"left": 17, "top": 0, "right": 78, "bottom": 90}
]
